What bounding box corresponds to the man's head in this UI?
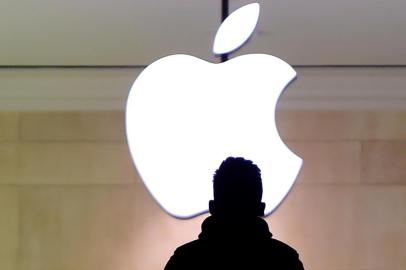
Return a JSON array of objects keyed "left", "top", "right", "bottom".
[{"left": 209, "top": 157, "right": 265, "bottom": 218}]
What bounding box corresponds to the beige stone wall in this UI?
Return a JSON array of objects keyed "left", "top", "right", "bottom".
[{"left": 0, "top": 111, "right": 405, "bottom": 270}]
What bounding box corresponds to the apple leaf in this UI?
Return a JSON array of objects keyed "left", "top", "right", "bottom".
[{"left": 213, "top": 3, "right": 260, "bottom": 55}]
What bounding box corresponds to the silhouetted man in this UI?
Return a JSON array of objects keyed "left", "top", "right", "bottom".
[{"left": 164, "top": 157, "right": 304, "bottom": 270}]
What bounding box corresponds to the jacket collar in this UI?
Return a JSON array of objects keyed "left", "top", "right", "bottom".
[{"left": 198, "top": 215, "right": 272, "bottom": 242}]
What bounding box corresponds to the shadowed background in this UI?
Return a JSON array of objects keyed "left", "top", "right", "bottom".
[{"left": 0, "top": 0, "right": 405, "bottom": 270}]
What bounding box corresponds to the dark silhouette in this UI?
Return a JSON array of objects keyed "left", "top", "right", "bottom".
[{"left": 164, "top": 157, "right": 305, "bottom": 270}]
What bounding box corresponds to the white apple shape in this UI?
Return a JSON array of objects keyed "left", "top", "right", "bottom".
[{"left": 126, "top": 4, "right": 302, "bottom": 219}]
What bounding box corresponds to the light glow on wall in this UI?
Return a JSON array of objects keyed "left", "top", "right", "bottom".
[{"left": 126, "top": 3, "right": 302, "bottom": 218}]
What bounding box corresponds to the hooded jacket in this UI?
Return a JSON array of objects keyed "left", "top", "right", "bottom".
[{"left": 164, "top": 216, "right": 304, "bottom": 270}]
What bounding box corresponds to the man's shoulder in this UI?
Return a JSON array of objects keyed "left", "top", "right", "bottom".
[
  {"left": 166, "top": 237, "right": 304, "bottom": 270},
  {"left": 266, "top": 237, "right": 300, "bottom": 254},
  {"left": 263, "top": 237, "right": 304, "bottom": 268},
  {"left": 173, "top": 239, "right": 204, "bottom": 256}
]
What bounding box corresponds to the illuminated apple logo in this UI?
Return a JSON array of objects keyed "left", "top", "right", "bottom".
[{"left": 126, "top": 3, "right": 302, "bottom": 218}]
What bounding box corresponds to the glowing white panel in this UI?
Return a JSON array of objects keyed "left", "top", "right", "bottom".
[
  {"left": 126, "top": 53, "right": 302, "bottom": 218},
  {"left": 213, "top": 3, "right": 260, "bottom": 55}
]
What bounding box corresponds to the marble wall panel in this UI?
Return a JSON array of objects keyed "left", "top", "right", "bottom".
[
  {"left": 277, "top": 110, "right": 406, "bottom": 141},
  {"left": 18, "top": 143, "right": 138, "bottom": 185},
  {"left": 360, "top": 111, "right": 406, "bottom": 140},
  {"left": 0, "top": 143, "right": 18, "bottom": 184},
  {"left": 20, "top": 112, "right": 125, "bottom": 142},
  {"left": 356, "top": 186, "right": 406, "bottom": 270},
  {"left": 288, "top": 141, "right": 361, "bottom": 184},
  {"left": 0, "top": 112, "right": 19, "bottom": 142},
  {"left": 276, "top": 111, "right": 363, "bottom": 141},
  {"left": 0, "top": 187, "right": 19, "bottom": 270},
  {"left": 362, "top": 141, "right": 406, "bottom": 184},
  {"left": 18, "top": 187, "right": 61, "bottom": 270}
]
